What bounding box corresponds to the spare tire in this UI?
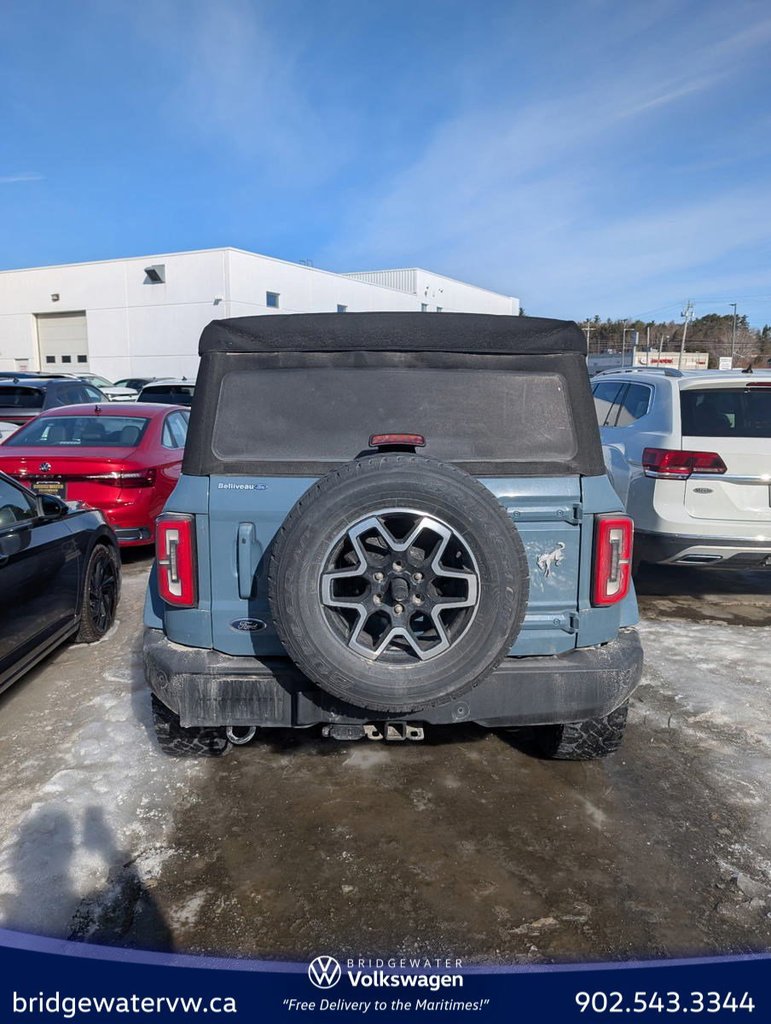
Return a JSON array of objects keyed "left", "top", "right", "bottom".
[{"left": 268, "top": 454, "right": 529, "bottom": 713}]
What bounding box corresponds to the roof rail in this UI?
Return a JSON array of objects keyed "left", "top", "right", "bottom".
[{"left": 592, "top": 366, "right": 684, "bottom": 378}]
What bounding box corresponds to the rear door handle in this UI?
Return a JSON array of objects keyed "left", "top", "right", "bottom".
[{"left": 236, "top": 522, "right": 262, "bottom": 599}]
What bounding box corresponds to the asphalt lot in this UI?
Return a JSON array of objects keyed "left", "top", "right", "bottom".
[{"left": 0, "top": 553, "right": 768, "bottom": 964}]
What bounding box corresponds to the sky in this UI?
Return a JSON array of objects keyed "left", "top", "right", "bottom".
[{"left": 1, "top": 0, "right": 770, "bottom": 326}]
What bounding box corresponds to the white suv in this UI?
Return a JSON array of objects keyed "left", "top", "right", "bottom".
[{"left": 592, "top": 368, "right": 771, "bottom": 569}]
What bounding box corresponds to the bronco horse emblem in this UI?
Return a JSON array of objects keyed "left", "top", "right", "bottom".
[{"left": 537, "top": 542, "right": 565, "bottom": 578}]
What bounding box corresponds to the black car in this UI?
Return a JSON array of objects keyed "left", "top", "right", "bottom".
[
  {"left": 0, "top": 470, "right": 120, "bottom": 694},
  {"left": 0, "top": 371, "right": 73, "bottom": 379},
  {"left": 0, "top": 378, "right": 107, "bottom": 440},
  {"left": 137, "top": 380, "right": 195, "bottom": 407}
]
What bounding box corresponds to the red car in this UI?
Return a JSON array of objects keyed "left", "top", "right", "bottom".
[{"left": 0, "top": 403, "right": 189, "bottom": 546}]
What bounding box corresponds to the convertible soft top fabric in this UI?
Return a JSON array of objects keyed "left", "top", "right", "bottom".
[{"left": 198, "top": 312, "right": 587, "bottom": 357}]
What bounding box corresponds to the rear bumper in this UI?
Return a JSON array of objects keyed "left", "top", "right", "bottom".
[
  {"left": 636, "top": 530, "right": 771, "bottom": 568},
  {"left": 144, "top": 627, "right": 643, "bottom": 729}
]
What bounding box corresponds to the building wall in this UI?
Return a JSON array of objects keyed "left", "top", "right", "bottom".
[
  {"left": 0, "top": 249, "right": 229, "bottom": 379},
  {"left": 0, "top": 248, "right": 520, "bottom": 379},
  {"left": 345, "top": 267, "right": 519, "bottom": 315},
  {"left": 226, "top": 251, "right": 418, "bottom": 318}
]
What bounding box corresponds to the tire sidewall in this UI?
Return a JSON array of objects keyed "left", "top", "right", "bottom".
[
  {"left": 270, "top": 457, "right": 528, "bottom": 712},
  {"left": 79, "top": 543, "right": 120, "bottom": 641}
]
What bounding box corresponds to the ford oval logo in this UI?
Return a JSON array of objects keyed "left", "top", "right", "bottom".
[{"left": 229, "top": 618, "right": 266, "bottom": 633}]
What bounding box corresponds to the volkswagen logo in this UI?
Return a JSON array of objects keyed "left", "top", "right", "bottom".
[
  {"left": 308, "top": 955, "right": 342, "bottom": 990},
  {"left": 39, "top": 462, "right": 51, "bottom": 473}
]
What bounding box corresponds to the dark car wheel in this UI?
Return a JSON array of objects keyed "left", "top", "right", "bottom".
[
  {"left": 75, "top": 543, "right": 121, "bottom": 643},
  {"left": 533, "top": 703, "right": 629, "bottom": 760},
  {"left": 268, "top": 454, "right": 529, "bottom": 713},
  {"left": 151, "top": 696, "right": 231, "bottom": 758}
]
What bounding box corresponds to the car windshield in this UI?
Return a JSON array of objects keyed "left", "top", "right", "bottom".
[
  {"left": 84, "top": 375, "right": 113, "bottom": 387},
  {"left": 4, "top": 415, "right": 150, "bottom": 447},
  {"left": 681, "top": 387, "right": 771, "bottom": 438},
  {"left": 0, "top": 387, "right": 44, "bottom": 409}
]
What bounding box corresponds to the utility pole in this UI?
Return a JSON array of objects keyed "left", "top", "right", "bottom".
[
  {"left": 729, "top": 303, "right": 738, "bottom": 367},
  {"left": 621, "top": 320, "right": 628, "bottom": 368},
  {"left": 584, "top": 320, "right": 592, "bottom": 352},
  {"left": 678, "top": 300, "right": 694, "bottom": 370}
]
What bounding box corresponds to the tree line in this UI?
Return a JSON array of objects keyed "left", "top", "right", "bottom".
[{"left": 579, "top": 313, "right": 771, "bottom": 367}]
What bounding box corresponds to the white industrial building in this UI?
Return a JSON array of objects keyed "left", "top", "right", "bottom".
[{"left": 0, "top": 247, "right": 519, "bottom": 380}]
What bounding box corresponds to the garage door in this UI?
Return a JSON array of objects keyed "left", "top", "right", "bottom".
[{"left": 36, "top": 312, "right": 89, "bottom": 372}]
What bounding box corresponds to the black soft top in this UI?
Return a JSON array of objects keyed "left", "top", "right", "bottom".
[
  {"left": 199, "top": 312, "right": 587, "bottom": 356},
  {"left": 185, "top": 312, "right": 604, "bottom": 478}
]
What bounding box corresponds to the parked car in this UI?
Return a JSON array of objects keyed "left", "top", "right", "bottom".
[
  {"left": 70, "top": 373, "right": 139, "bottom": 402},
  {"left": 0, "top": 403, "right": 189, "bottom": 546},
  {"left": 138, "top": 380, "right": 195, "bottom": 407},
  {"left": 0, "top": 469, "right": 120, "bottom": 695},
  {"left": 592, "top": 367, "right": 771, "bottom": 568},
  {"left": 114, "top": 377, "right": 164, "bottom": 392},
  {"left": 144, "top": 312, "right": 642, "bottom": 759},
  {"left": 0, "top": 371, "right": 75, "bottom": 379},
  {"left": 0, "top": 378, "right": 107, "bottom": 441}
]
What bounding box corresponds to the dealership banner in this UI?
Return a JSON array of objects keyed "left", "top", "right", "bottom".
[{"left": 0, "top": 930, "right": 766, "bottom": 1023}]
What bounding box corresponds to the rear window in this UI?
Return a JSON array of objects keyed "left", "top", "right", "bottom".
[
  {"left": 141, "top": 385, "right": 195, "bottom": 406},
  {"left": 0, "top": 387, "right": 44, "bottom": 410},
  {"left": 4, "top": 415, "right": 150, "bottom": 447},
  {"left": 212, "top": 368, "right": 577, "bottom": 465},
  {"left": 681, "top": 387, "right": 771, "bottom": 438}
]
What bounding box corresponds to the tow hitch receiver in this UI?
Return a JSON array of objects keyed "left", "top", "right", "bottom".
[{"left": 364, "top": 723, "right": 424, "bottom": 742}]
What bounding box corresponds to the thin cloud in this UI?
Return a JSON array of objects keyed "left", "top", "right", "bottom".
[
  {"left": 0, "top": 172, "right": 44, "bottom": 184},
  {"left": 127, "top": 0, "right": 351, "bottom": 183},
  {"left": 321, "top": 2, "right": 771, "bottom": 321}
]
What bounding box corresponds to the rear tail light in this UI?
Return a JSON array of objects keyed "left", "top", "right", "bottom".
[
  {"left": 156, "top": 513, "right": 197, "bottom": 607},
  {"left": 592, "top": 514, "right": 633, "bottom": 606},
  {"left": 642, "top": 447, "right": 727, "bottom": 479},
  {"left": 84, "top": 469, "right": 156, "bottom": 488}
]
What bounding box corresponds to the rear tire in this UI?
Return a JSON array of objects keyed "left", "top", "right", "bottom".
[
  {"left": 534, "top": 703, "right": 629, "bottom": 760},
  {"left": 151, "top": 695, "right": 231, "bottom": 758},
  {"left": 75, "top": 543, "right": 121, "bottom": 643}
]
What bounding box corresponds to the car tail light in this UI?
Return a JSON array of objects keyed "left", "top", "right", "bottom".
[
  {"left": 642, "top": 447, "right": 727, "bottom": 479},
  {"left": 592, "top": 515, "right": 633, "bottom": 606},
  {"left": 84, "top": 469, "right": 156, "bottom": 488},
  {"left": 156, "top": 514, "right": 197, "bottom": 607}
]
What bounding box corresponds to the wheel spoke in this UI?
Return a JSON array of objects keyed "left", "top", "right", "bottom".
[
  {"left": 320, "top": 509, "right": 479, "bottom": 663},
  {"left": 88, "top": 553, "right": 116, "bottom": 634}
]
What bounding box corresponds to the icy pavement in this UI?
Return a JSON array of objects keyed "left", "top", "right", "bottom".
[
  {"left": 0, "top": 567, "right": 204, "bottom": 943},
  {"left": 636, "top": 618, "right": 771, "bottom": 906},
  {"left": 0, "top": 558, "right": 768, "bottom": 961}
]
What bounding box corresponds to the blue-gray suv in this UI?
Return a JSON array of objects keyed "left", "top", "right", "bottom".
[{"left": 143, "top": 312, "right": 642, "bottom": 759}]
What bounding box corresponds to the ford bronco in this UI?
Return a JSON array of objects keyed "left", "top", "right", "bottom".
[{"left": 143, "top": 312, "right": 642, "bottom": 758}]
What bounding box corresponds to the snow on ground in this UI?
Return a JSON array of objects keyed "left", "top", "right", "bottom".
[
  {"left": 0, "top": 571, "right": 204, "bottom": 939},
  {"left": 638, "top": 619, "right": 769, "bottom": 747},
  {"left": 0, "top": 559, "right": 768, "bottom": 949},
  {"left": 636, "top": 618, "right": 771, "bottom": 884}
]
